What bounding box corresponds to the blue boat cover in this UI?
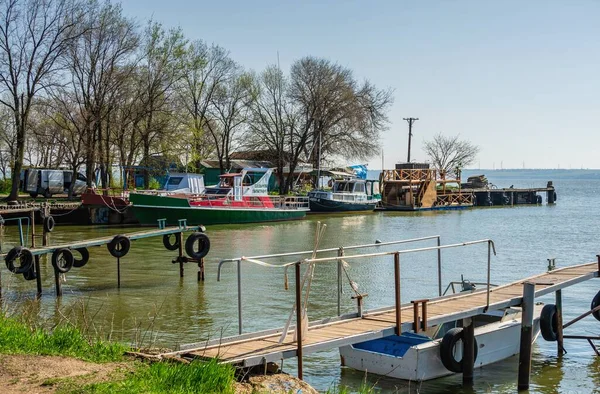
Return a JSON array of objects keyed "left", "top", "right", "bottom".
[{"left": 353, "top": 332, "right": 432, "bottom": 358}]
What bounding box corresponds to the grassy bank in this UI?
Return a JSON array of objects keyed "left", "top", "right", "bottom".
[{"left": 0, "top": 312, "right": 236, "bottom": 393}]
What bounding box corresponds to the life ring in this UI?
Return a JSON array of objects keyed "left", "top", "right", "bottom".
[
  {"left": 540, "top": 304, "right": 558, "bottom": 341},
  {"left": 5, "top": 246, "right": 34, "bottom": 274},
  {"left": 52, "top": 248, "right": 74, "bottom": 273},
  {"left": 185, "top": 232, "right": 210, "bottom": 259},
  {"left": 591, "top": 291, "right": 600, "bottom": 322},
  {"left": 43, "top": 215, "right": 55, "bottom": 233},
  {"left": 107, "top": 235, "right": 131, "bottom": 258},
  {"left": 440, "top": 327, "right": 478, "bottom": 373},
  {"left": 162, "top": 233, "right": 181, "bottom": 251},
  {"left": 23, "top": 266, "right": 37, "bottom": 281},
  {"left": 72, "top": 247, "right": 90, "bottom": 268}
]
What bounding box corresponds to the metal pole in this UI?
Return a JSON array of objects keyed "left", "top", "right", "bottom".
[
  {"left": 394, "top": 252, "right": 401, "bottom": 335},
  {"left": 178, "top": 232, "right": 184, "bottom": 278},
  {"left": 54, "top": 269, "right": 62, "bottom": 297},
  {"left": 31, "top": 211, "right": 42, "bottom": 298},
  {"left": 486, "top": 240, "right": 491, "bottom": 311},
  {"left": 295, "top": 262, "right": 303, "bottom": 380},
  {"left": 199, "top": 257, "right": 205, "bottom": 282},
  {"left": 18, "top": 218, "right": 24, "bottom": 246},
  {"left": 237, "top": 259, "right": 243, "bottom": 335},
  {"left": 518, "top": 282, "right": 535, "bottom": 391},
  {"left": 437, "top": 236, "right": 442, "bottom": 296},
  {"left": 117, "top": 257, "right": 121, "bottom": 288},
  {"left": 556, "top": 290, "right": 564, "bottom": 356},
  {"left": 337, "top": 247, "right": 344, "bottom": 316},
  {"left": 462, "top": 317, "right": 475, "bottom": 386}
]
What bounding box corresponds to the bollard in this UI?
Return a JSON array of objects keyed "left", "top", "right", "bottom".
[
  {"left": 556, "top": 290, "right": 564, "bottom": 355},
  {"left": 518, "top": 282, "right": 535, "bottom": 390},
  {"left": 462, "top": 317, "right": 475, "bottom": 386}
]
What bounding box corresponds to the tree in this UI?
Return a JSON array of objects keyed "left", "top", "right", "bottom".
[
  {"left": 0, "top": 0, "right": 83, "bottom": 200},
  {"left": 422, "top": 133, "right": 480, "bottom": 176}
]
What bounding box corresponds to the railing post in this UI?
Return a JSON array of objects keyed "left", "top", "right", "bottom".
[
  {"left": 295, "top": 262, "right": 303, "bottom": 380},
  {"left": 486, "top": 240, "right": 491, "bottom": 311},
  {"left": 337, "top": 247, "right": 344, "bottom": 316},
  {"left": 556, "top": 289, "right": 564, "bottom": 356},
  {"left": 394, "top": 252, "right": 401, "bottom": 335},
  {"left": 237, "top": 259, "right": 243, "bottom": 335},
  {"left": 518, "top": 282, "right": 535, "bottom": 391},
  {"left": 437, "top": 236, "right": 442, "bottom": 296}
]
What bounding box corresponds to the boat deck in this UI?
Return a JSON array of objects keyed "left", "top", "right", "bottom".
[{"left": 157, "top": 262, "right": 598, "bottom": 367}]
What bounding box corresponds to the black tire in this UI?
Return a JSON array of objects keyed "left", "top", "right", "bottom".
[
  {"left": 72, "top": 247, "right": 90, "bottom": 268},
  {"left": 5, "top": 246, "right": 34, "bottom": 274},
  {"left": 185, "top": 232, "right": 210, "bottom": 259},
  {"left": 591, "top": 291, "right": 600, "bottom": 322},
  {"left": 23, "top": 266, "right": 37, "bottom": 281},
  {"left": 107, "top": 235, "right": 130, "bottom": 258},
  {"left": 52, "top": 248, "right": 74, "bottom": 273},
  {"left": 439, "top": 327, "right": 478, "bottom": 373},
  {"left": 163, "top": 233, "right": 181, "bottom": 251},
  {"left": 540, "top": 304, "right": 558, "bottom": 341},
  {"left": 43, "top": 215, "right": 55, "bottom": 233}
]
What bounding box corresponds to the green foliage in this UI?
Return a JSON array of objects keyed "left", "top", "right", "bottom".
[
  {"left": 81, "top": 359, "right": 235, "bottom": 394},
  {"left": 148, "top": 177, "right": 161, "bottom": 190},
  {"left": 0, "top": 178, "right": 11, "bottom": 194},
  {"left": 0, "top": 313, "right": 127, "bottom": 362}
]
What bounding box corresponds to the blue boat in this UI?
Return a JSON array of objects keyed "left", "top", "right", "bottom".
[{"left": 308, "top": 179, "right": 381, "bottom": 212}]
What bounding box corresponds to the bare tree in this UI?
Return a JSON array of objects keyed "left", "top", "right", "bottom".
[
  {"left": 177, "top": 40, "right": 234, "bottom": 171},
  {"left": 0, "top": 0, "right": 83, "bottom": 200},
  {"left": 290, "top": 57, "right": 393, "bottom": 168},
  {"left": 422, "top": 133, "right": 480, "bottom": 177}
]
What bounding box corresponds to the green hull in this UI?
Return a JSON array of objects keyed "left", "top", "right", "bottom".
[{"left": 129, "top": 193, "right": 307, "bottom": 226}]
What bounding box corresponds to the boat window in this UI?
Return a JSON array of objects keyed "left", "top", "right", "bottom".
[
  {"left": 353, "top": 182, "right": 365, "bottom": 193},
  {"left": 373, "top": 181, "right": 380, "bottom": 194},
  {"left": 334, "top": 182, "right": 346, "bottom": 192},
  {"left": 167, "top": 177, "right": 183, "bottom": 186}
]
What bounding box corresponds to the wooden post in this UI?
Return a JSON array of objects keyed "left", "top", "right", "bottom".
[
  {"left": 412, "top": 301, "right": 420, "bottom": 333},
  {"left": 117, "top": 257, "right": 121, "bottom": 289},
  {"left": 462, "top": 317, "right": 475, "bottom": 386},
  {"left": 518, "top": 282, "right": 535, "bottom": 391},
  {"left": 394, "top": 252, "right": 401, "bottom": 335},
  {"left": 199, "top": 258, "right": 205, "bottom": 282},
  {"left": 178, "top": 232, "right": 184, "bottom": 278},
  {"left": 556, "top": 290, "right": 564, "bottom": 356},
  {"left": 422, "top": 300, "right": 428, "bottom": 331},
  {"left": 54, "top": 269, "right": 62, "bottom": 297},
  {"left": 295, "top": 262, "right": 303, "bottom": 380}
]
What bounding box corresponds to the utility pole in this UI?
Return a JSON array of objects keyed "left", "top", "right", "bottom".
[{"left": 403, "top": 118, "right": 419, "bottom": 162}]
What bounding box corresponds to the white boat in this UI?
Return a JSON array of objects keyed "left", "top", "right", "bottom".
[{"left": 339, "top": 305, "right": 542, "bottom": 381}]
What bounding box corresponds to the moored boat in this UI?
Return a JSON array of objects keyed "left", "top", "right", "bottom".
[
  {"left": 130, "top": 168, "right": 309, "bottom": 225},
  {"left": 308, "top": 178, "right": 381, "bottom": 212},
  {"left": 339, "top": 304, "right": 542, "bottom": 381}
]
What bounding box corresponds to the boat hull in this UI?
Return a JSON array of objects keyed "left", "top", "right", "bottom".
[
  {"left": 130, "top": 193, "right": 307, "bottom": 226},
  {"left": 339, "top": 315, "right": 541, "bottom": 381},
  {"left": 309, "top": 197, "right": 377, "bottom": 212}
]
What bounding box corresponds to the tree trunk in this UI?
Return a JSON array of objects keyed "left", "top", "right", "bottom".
[{"left": 7, "top": 116, "right": 25, "bottom": 201}]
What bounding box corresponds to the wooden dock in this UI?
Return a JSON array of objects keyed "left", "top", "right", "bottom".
[{"left": 161, "top": 262, "right": 598, "bottom": 367}]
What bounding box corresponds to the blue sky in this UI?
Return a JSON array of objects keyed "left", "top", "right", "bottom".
[{"left": 120, "top": 1, "right": 600, "bottom": 169}]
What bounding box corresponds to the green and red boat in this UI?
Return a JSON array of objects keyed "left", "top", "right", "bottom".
[{"left": 129, "top": 168, "right": 309, "bottom": 226}]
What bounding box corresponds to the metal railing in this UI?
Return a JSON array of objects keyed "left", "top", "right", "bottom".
[{"left": 217, "top": 235, "right": 442, "bottom": 335}]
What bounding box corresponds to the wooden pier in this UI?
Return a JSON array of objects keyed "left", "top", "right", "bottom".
[{"left": 159, "top": 262, "right": 598, "bottom": 368}]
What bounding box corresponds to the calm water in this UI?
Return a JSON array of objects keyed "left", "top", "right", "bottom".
[{"left": 2, "top": 169, "right": 600, "bottom": 393}]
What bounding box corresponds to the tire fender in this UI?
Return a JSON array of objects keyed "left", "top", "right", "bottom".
[
  {"left": 52, "top": 248, "right": 74, "bottom": 273},
  {"left": 540, "top": 304, "right": 558, "bottom": 341},
  {"left": 439, "top": 327, "right": 478, "bottom": 373},
  {"left": 72, "top": 247, "right": 90, "bottom": 268},
  {"left": 185, "top": 232, "right": 210, "bottom": 259},
  {"left": 43, "top": 215, "right": 55, "bottom": 233},
  {"left": 107, "top": 235, "right": 131, "bottom": 258},
  {"left": 591, "top": 291, "right": 600, "bottom": 322},
  {"left": 163, "top": 233, "right": 181, "bottom": 251},
  {"left": 5, "top": 246, "right": 34, "bottom": 274}
]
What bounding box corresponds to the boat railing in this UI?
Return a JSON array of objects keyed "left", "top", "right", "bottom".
[
  {"left": 381, "top": 169, "right": 435, "bottom": 182},
  {"left": 217, "top": 235, "right": 443, "bottom": 335},
  {"left": 276, "top": 196, "right": 309, "bottom": 210}
]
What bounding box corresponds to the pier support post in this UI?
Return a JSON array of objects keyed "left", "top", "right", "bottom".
[
  {"left": 556, "top": 290, "right": 564, "bottom": 356},
  {"left": 295, "top": 262, "right": 303, "bottom": 380},
  {"left": 462, "top": 317, "right": 475, "bottom": 386},
  {"left": 178, "top": 232, "right": 184, "bottom": 278},
  {"left": 54, "top": 269, "right": 62, "bottom": 297},
  {"left": 198, "top": 258, "right": 205, "bottom": 282},
  {"left": 394, "top": 252, "right": 401, "bottom": 335},
  {"left": 547, "top": 182, "right": 555, "bottom": 204},
  {"left": 117, "top": 257, "right": 121, "bottom": 289},
  {"left": 518, "top": 282, "right": 535, "bottom": 391},
  {"left": 31, "top": 211, "right": 42, "bottom": 298}
]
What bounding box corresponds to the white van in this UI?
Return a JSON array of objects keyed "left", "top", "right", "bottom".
[{"left": 22, "top": 169, "right": 88, "bottom": 198}]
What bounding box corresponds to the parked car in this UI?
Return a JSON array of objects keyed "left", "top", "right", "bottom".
[{"left": 21, "top": 169, "right": 88, "bottom": 198}]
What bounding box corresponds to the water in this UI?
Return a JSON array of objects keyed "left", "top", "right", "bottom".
[{"left": 2, "top": 169, "right": 600, "bottom": 393}]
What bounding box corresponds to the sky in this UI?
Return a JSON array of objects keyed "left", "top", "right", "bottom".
[{"left": 120, "top": 0, "right": 600, "bottom": 169}]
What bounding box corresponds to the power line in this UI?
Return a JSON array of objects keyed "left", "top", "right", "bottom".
[{"left": 403, "top": 117, "right": 419, "bottom": 162}]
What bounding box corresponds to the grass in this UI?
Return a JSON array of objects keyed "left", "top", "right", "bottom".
[
  {"left": 0, "top": 312, "right": 126, "bottom": 362},
  {"left": 79, "top": 359, "right": 236, "bottom": 394}
]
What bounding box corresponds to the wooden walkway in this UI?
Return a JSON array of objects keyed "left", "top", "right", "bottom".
[{"left": 164, "top": 262, "right": 598, "bottom": 367}]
